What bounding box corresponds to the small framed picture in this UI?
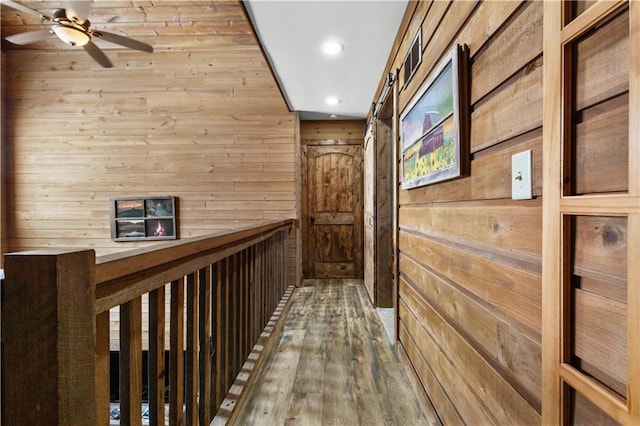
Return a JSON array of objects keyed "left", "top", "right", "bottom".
[{"left": 110, "top": 196, "right": 177, "bottom": 241}]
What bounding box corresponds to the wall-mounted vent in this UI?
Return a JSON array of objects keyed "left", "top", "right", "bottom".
[{"left": 403, "top": 31, "right": 422, "bottom": 87}]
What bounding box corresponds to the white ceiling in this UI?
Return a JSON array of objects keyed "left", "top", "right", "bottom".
[{"left": 244, "top": 0, "right": 407, "bottom": 120}]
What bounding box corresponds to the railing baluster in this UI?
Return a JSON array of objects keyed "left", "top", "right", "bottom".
[
  {"left": 269, "top": 237, "right": 275, "bottom": 315},
  {"left": 210, "top": 262, "right": 219, "bottom": 415},
  {"left": 227, "top": 255, "right": 234, "bottom": 388},
  {"left": 199, "top": 265, "right": 212, "bottom": 424},
  {"left": 120, "top": 296, "right": 143, "bottom": 426},
  {"left": 216, "top": 259, "right": 229, "bottom": 405},
  {"left": 236, "top": 252, "right": 243, "bottom": 375},
  {"left": 185, "top": 272, "right": 198, "bottom": 425},
  {"left": 249, "top": 245, "right": 256, "bottom": 348},
  {"left": 243, "top": 248, "right": 250, "bottom": 361},
  {"left": 233, "top": 252, "right": 241, "bottom": 378},
  {"left": 169, "top": 279, "right": 185, "bottom": 426},
  {"left": 260, "top": 241, "right": 267, "bottom": 328},
  {"left": 96, "top": 311, "right": 111, "bottom": 426},
  {"left": 149, "top": 286, "right": 166, "bottom": 426}
]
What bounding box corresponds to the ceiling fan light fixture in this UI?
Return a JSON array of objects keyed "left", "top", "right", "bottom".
[{"left": 53, "top": 25, "right": 90, "bottom": 46}]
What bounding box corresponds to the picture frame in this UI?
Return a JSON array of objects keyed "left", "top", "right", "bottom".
[
  {"left": 400, "top": 44, "right": 469, "bottom": 189},
  {"left": 110, "top": 196, "right": 177, "bottom": 241}
]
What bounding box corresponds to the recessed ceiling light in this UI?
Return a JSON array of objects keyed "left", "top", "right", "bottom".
[
  {"left": 322, "top": 40, "right": 344, "bottom": 55},
  {"left": 325, "top": 96, "right": 341, "bottom": 106},
  {"left": 329, "top": 114, "right": 338, "bottom": 119}
]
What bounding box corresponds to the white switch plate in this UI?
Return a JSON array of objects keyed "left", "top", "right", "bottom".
[{"left": 512, "top": 150, "right": 532, "bottom": 200}]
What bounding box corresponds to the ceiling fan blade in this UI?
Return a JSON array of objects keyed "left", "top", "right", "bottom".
[
  {"left": 0, "top": 0, "right": 52, "bottom": 20},
  {"left": 65, "top": 1, "right": 92, "bottom": 23},
  {"left": 83, "top": 40, "right": 113, "bottom": 68},
  {"left": 5, "top": 29, "right": 53, "bottom": 45},
  {"left": 92, "top": 31, "right": 153, "bottom": 53}
]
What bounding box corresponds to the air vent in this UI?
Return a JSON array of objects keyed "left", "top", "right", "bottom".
[{"left": 403, "top": 31, "right": 422, "bottom": 87}]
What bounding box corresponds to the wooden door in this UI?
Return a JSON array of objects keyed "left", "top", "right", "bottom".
[
  {"left": 374, "top": 101, "right": 394, "bottom": 308},
  {"left": 364, "top": 129, "right": 376, "bottom": 298},
  {"left": 307, "top": 145, "right": 363, "bottom": 278}
]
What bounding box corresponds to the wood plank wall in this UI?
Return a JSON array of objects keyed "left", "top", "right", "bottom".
[
  {"left": 300, "top": 120, "right": 364, "bottom": 145},
  {"left": 1, "top": 2, "right": 299, "bottom": 284},
  {"left": 369, "top": 1, "right": 631, "bottom": 423}
]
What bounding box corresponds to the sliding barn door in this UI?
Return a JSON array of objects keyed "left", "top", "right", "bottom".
[
  {"left": 307, "top": 145, "right": 363, "bottom": 278},
  {"left": 364, "top": 130, "right": 376, "bottom": 297},
  {"left": 542, "top": 1, "right": 639, "bottom": 423}
]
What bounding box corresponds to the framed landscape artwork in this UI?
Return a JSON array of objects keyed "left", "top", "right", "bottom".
[
  {"left": 110, "top": 196, "right": 177, "bottom": 241},
  {"left": 400, "top": 44, "right": 469, "bottom": 189}
]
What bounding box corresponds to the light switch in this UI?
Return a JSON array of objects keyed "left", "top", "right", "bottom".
[{"left": 512, "top": 150, "right": 532, "bottom": 200}]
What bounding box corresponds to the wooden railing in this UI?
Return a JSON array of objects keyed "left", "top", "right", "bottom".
[{"left": 1, "top": 219, "right": 295, "bottom": 425}]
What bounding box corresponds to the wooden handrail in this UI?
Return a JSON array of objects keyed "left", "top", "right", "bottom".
[
  {"left": 96, "top": 219, "right": 295, "bottom": 283},
  {"left": 2, "top": 219, "right": 295, "bottom": 426},
  {"left": 95, "top": 219, "right": 294, "bottom": 312}
]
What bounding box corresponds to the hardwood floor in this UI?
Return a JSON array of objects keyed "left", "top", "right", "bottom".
[{"left": 233, "top": 279, "right": 439, "bottom": 426}]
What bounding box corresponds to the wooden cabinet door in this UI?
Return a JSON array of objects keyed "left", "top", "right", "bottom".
[{"left": 307, "top": 145, "right": 363, "bottom": 278}]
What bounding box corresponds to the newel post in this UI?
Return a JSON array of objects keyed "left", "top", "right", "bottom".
[{"left": 2, "top": 249, "right": 97, "bottom": 425}]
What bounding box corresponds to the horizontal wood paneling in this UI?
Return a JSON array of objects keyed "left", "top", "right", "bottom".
[
  {"left": 400, "top": 280, "right": 540, "bottom": 424},
  {"left": 575, "top": 9, "right": 629, "bottom": 111},
  {"left": 375, "top": 0, "right": 631, "bottom": 421},
  {"left": 470, "top": 1, "right": 542, "bottom": 104},
  {"left": 300, "top": 120, "right": 364, "bottom": 144},
  {"left": 398, "top": 300, "right": 495, "bottom": 425},
  {"left": 3, "top": 2, "right": 298, "bottom": 269},
  {"left": 400, "top": 230, "right": 541, "bottom": 336},
  {"left": 400, "top": 257, "right": 541, "bottom": 407},
  {"left": 363, "top": 0, "right": 547, "bottom": 422}
]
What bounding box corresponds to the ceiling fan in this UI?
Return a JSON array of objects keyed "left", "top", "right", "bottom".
[{"left": 0, "top": 0, "right": 153, "bottom": 68}]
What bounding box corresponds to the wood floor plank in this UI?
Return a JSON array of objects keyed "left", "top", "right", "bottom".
[
  {"left": 234, "top": 329, "right": 305, "bottom": 424},
  {"left": 382, "top": 362, "right": 432, "bottom": 426},
  {"left": 356, "top": 393, "right": 396, "bottom": 426},
  {"left": 353, "top": 361, "right": 387, "bottom": 394},
  {"left": 322, "top": 393, "right": 359, "bottom": 426},
  {"left": 232, "top": 279, "right": 436, "bottom": 425},
  {"left": 284, "top": 393, "right": 324, "bottom": 426},
  {"left": 291, "top": 336, "right": 325, "bottom": 393}
]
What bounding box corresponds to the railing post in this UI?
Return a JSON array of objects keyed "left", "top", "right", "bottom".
[{"left": 2, "top": 249, "right": 96, "bottom": 425}]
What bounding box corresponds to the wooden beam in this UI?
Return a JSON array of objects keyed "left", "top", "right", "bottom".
[
  {"left": 561, "top": 0, "right": 627, "bottom": 45},
  {"left": 541, "top": 1, "right": 563, "bottom": 424}
]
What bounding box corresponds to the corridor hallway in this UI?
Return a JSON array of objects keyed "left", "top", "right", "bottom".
[{"left": 234, "top": 280, "right": 439, "bottom": 425}]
